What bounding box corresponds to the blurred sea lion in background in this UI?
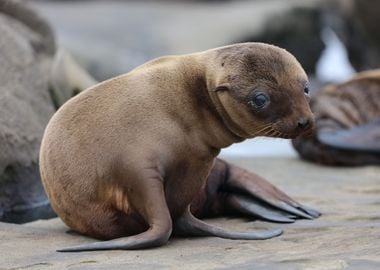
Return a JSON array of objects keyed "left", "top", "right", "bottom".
[{"left": 293, "top": 70, "right": 380, "bottom": 166}]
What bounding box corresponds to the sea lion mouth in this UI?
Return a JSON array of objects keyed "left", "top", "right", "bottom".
[
  {"left": 255, "top": 122, "right": 314, "bottom": 139},
  {"left": 254, "top": 124, "right": 297, "bottom": 139},
  {"left": 271, "top": 129, "right": 298, "bottom": 139}
]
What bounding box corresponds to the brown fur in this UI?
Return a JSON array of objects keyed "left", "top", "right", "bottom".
[{"left": 40, "top": 43, "right": 313, "bottom": 249}]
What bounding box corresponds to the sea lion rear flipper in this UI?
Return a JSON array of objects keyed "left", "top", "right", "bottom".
[
  {"left": 191, "top": 159, "right": 320, "bottom": 222},
  {"left": 317, "top": 118, "right": 380, "bottom": 153},
  {"left": 226, "top": 160, "right": 320, "bottom": 219},
  {"left": 174, "top": 207, "right": 282, "bottom": 240},
  {"left": 218, "top": 159, "right": 320, "bottom": 220}
]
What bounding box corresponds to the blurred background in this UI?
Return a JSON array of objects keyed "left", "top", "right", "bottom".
[
  {"left": 2, "top": 3, "right": 380, "bottom": 266},
  {"left": 30, "top": 0, "right": 368, "bottom": 158}
]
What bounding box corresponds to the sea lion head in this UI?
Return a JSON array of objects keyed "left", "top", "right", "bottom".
[{"left": 208, "top": 43, "right": 314, "bottom": 139}]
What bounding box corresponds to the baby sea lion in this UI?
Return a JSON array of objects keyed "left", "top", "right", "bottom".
[
  {"left": 293, "top": 69, "right": 380, "bottom": 166},
  {"left": 49, "top": 49, "right": 318, "bottom": 225},
  {"left": 40, "top": 43, "right": 315, "bottom": 251}
]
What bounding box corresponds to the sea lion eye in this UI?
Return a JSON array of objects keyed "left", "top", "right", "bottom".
[
  {"left": 304, "top": 85, "right": 310, "bottom": 95},
  {"left": 248, "top": 92, "right": 269, "bottom": 109}
]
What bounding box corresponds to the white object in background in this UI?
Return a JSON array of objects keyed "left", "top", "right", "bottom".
[
  {"left": 316, "top": 27, "right": 356, "bottom": 83},
  {"left": 220, "top": 138, "right": 297, "bottom": 158}
]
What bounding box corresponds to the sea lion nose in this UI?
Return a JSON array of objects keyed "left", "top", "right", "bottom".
[{"left": 297, "top": 117, "right": 310, "bottom": 129}]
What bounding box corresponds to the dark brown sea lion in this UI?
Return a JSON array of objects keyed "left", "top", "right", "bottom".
[
  {"left": 40, "top": 43, "right": 316, "bottom": 251},
  {"left": 293, "top": 69, "right": 380, "bottom": 166}
]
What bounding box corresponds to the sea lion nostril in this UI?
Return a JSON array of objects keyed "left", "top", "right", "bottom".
[{"left": 297, "top": 118, "right": 310, "bottom": 129}]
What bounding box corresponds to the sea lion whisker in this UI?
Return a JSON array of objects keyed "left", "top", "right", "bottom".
[
  {"left": 254, "top": 124, "right": 273, "bottom": 135},
  {"left": 262, "top": 130, "right": 274, "bottom": 137},
  {"left": 261, "top": 129, "right": 275, "bottom": 136}
]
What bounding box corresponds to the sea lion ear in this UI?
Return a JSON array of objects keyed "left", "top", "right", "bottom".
[{"left": 215, "top": 83, "right": 230, "bottom": 92}]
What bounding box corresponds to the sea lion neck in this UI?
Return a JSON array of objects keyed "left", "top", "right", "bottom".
[
  {"left": 189, "top": 52, "right": 250, "bottom": 143},
  {"left": 173, "top": 54, "right": 245, "bottom": 150}
]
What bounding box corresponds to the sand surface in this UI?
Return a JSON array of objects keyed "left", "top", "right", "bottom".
[{"left": 1, "top": 157, "right": 379, "bottom": 270}]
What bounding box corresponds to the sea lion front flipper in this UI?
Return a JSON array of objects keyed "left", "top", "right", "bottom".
[
  {"left": 58, "top": 179, "right": 172, "bottom": 252},
  {"left": 317, "top": 118, "right": 380, "bottom": 153},
  {"left": 57, "top": 228, "right": 170, "bottom": 252},
  {"left": 174, "top": 207, "right": 282, "bottom": 240}
]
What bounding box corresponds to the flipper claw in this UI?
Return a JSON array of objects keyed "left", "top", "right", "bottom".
[
  {"left": 274, "top": 202, "right": 315, "bottom": 220},
  {"left": 227, "top": 194, "right": 296, "bottom": 223},
  {"left": 294, "top": 204, "right": 321, "bottom": 218}
]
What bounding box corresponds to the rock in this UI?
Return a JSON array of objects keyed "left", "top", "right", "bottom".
[
  {"left": 328, "top": 0, "right": 380, "bottom": 71},
  {"left": 49, "top": 48, "right": 97, "bottom": 108},
  {"left": 0, "top": 0, "right": 57, "bottom": 223},
  {"left": 348, "top": 0, "right": 380, "bottom": 70},
  {"left": 0, "top": 1, "right": 98, "bottom": 223},
  {"left": 1, "top": 157, "right": 379, "bottom": 269}
]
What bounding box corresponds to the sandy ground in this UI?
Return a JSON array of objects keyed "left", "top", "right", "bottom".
[{"left": 1, "top": 157, "right": 379, "bottom": 270}]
